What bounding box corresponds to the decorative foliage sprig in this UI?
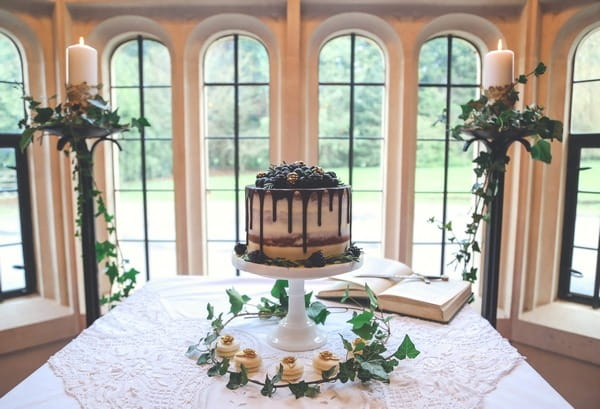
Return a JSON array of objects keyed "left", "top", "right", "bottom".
[
  {"left": 186, "top": 281, "right": 419, "bottom": 398},
  {"left": 436, "top": 62, "right": 563, "bottom": 283},
  {"left": 18, "top": 86, "right": 150, "bottom": 307}
]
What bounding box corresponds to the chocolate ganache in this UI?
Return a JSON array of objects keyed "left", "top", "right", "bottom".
[{"left": 244, "top": 162, "right": 352, "bottom": 261}]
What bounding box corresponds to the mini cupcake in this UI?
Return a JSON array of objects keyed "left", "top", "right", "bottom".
[
  {"left": 215, "top": 335, "right": 240, "bottom": 358},
  {"left": 312, "top": 350, "right": 340, "bottom": 375},
  {"left": 233, "top": 348, "right": 261, "bottom": 373},
  {"left": 276, "top": 356, "right": 304, "bottom": 382}
]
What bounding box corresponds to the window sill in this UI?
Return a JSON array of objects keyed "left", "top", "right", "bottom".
[
  {"left": 0, "top": 295, "right": 80, "bottom": 355},
  {"left": 519, "top": 300, "right": 600, "bottom": 340}
]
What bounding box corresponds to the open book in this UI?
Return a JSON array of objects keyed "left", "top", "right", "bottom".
[{"left": 317, "top": 257, "right": 472, "bottom": 323}]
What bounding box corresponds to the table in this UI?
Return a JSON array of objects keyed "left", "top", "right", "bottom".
[{"left": 1, "top": 275, "right": 572, "bottom": 409}]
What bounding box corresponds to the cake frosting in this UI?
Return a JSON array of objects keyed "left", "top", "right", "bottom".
[{"left": 244, "top": 162, "right": 351, "bottom": 261}]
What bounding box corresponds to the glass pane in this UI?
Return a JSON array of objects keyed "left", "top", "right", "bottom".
[
  {"left": 205, "top": 86, "right": 234, "bottom": 137},
  {"left": 573, "top": 193, "right": 599, "bottom": 249},
  {"left": 319, "top": 36, "right": 351, "bottom": 83},
  {"left": 0, "top": 245, "right": 25, "bottom": 291},
  {"left": 0, "top": 34, "right": 22, "bottom": 83},
  {"left": 204, "top": 36, "right": 234, "bottom": 83},
  {"left": 147, "top": 191, "right": 175, "bottom": 241},
  {"left": 354, "top": 36, "right": 384, "bottom": 83},
  {"left": 451, "top": 39, "right": 480, "bottom": 84},
  {"left": 145, "top": 140, "right": 173, "bottom": 190},
  {"left": 318, "top": 139, "right": 349, "bottom": 183},
  {"left": 415, "top": 141, "right": 445, "bottom": 191},
  {"left": 571, "top": 81, "right": 600, "bottom": 134},
  {"left": 352, "top": 140, "right": 382, "bottom": 190},
  {"left": 239, "top": 139, "right": 269, "bottom": 186},
  {"left": 354, "top": 86, "right": 383, "bottom": 138},
  {"left": 353, "top": 191, "right": 383, "bottom": 242},
  {"left": 206, "top": 241, "right": 237, "bottom": 277},
  {"left": 111, "top": 88, "right": 141, "bottom": 128},
  {"left": 319, "top": 85, "right": 350, "bottom": 137},
  {"left": 579, "top": 148, "right": 600, "bottom": 192},
  {"left": 0, "top": 83, "right": 24, "bottom": 132},
  {"left": 111, "top": 40, "right": 140, "bottom": 87},
  {"left": 206, "top": 139, "right": 235, "bottom": 189},
  {"left": 238, "top": 36, "right": 269, "bottom": 83},
  {"left": 149, "top": 241, "right": 176, "bottom": 279},
  {"left": 354, "top": 241, "right": 382, "bottom": 257},
  {"left": 115, "top": 191, "right": 144, "bottom": 240},
  {"left": 142, "top": 40, "right": 170, "bottom": 86},
  {"left": 239, "top": 85, "right": 269, "bottom": 137},
  {"left": 447, "top": 145, "right": 475, "bottom": 192},
  {"left": 143, "top": 87, "right": 172, "bottom": 139},
  {"left": 413, "top": 193, "right": 444, "bottom": 243},
  {"left": 117, "top": 139, "right": 142, "bottom": 189},
  {"left": 573, "top": 28, "right": 600, "bottom": 82},
  {"left": 419, "top": 37, "right": 448, "bottom": 84},
  {"left": 206, "top": 190, "right": 236, "bottom": 241},
  {"left": 445, "top": 193, "right": 474, "bottom": 233},
  {"left": 118, "top": 241, "right": 147, "bottom": 284},
  {"left": 412, "top": 244, "right": 442, "bottom": 276},
  {"left": 569, "top": 247, "right": 597, "bottom": 296},
  {"left": 450, "top": 86, "right": 480, "bottom": 128},
  {"left": 417, "top": 87, "right": 446, "bottom": 140}
]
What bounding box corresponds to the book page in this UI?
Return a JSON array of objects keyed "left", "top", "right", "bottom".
[{"left": 379, "top": 279, "right": 471, "bottom": 308}]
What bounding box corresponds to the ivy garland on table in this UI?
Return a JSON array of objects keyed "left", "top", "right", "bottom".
[
  {"left": 186, "top": 280, "right": 420, "bottom": 399},
  {"left": 432, "top": 62, "right": 563, "bottom": 283},
  {"left": 19, "top": 85, "right": 150, "bottom": 308}
]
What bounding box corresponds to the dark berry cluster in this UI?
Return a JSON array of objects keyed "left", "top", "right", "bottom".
[
  {"left": 246, "top": 250, "right": 267, "bottom": 264},
  {"left": 346, "top": 244, "right": 362, "bottom": 259},
  {"left": 255, "top": 161, "right": 342, "bottom": 189},
  {"left": 234, "top": 243, "right": 247, "bottom": 256},
  {"left": 304, "top": 251, "right": 327, "bottom": 268}
]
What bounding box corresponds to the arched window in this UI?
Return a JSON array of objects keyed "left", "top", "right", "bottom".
[
  {"left": 110, "top": 36, "right": 175, "bottom": 283},
  {"left": 318, "top": 33, "right": 385, "bottom": 255},
  {"left": 413, "top": 35, "right": 481, "bottom": 277},
  {"left": 203, "top": 34, "right": 270, "bottom": 276},
  {"left": 0, "top": 31, "right": 36, "bottom": 298},
  {"left": 559, "top": 27, "right": 600, "bottom": 307}
]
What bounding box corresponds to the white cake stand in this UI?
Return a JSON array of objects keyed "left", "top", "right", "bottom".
[{"left": 232, "top": 254, "right": 362, "bottom": 352}]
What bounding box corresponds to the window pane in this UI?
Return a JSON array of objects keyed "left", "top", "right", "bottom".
[
  {"left": 415, "top": 142, "right": 445, "bottom": 191},
  {"left": 145, "top": 140, "right": 173, "bottom": 190},
  {"left": 117, "top": 139, "right": 142, "bottom": 189},
  {"left": 239, "top": 138, "right": 269, "bottom": 184},
  {"left": 451, "top": 39, "right": 480, "bottom": 84},
  {"left": 354, "top": 86, "right": 383, "bottom": 138},
  {"left": 238, "top": 37, "right": 269, "bottom": 83},
  {"left": 0, "top": 34, "right": 22, "bottom": 82},
  {"left": 450, "top": 87, "right": 480, "bottom": 127},
  {"left": 319, "top": 36, "right": 351, "bottom": 83},
  {"left": 118, "top": 241, "right": 147, "bottom": 284},
  {"left": 318, "top": 139, "right": 349, "bottom": 180},
  {"left": 204, "top": 36, "right": 234, "bottom": 83},
  {"left": 239, "top": 85, "right": 269, "bottom": 137},
  {"left": 115, "top": 191, "right": 144, "bottom": 240},
  {"left": 352, "top": 141, "right": 382, "bottom": 190},
  {"left": 570, "top": 247, "right": 597, "bottom": 296},
  {"left": 0, "top": 245, "right": 25, "bottom": 291},
  {"left": 143, "top": 40, "right": 171, "bottom": 86},
  {"left": 354, "top": 36, "right": 384, "bottom": 83},
  {"left": 206, "top": 241, "right": 237, "bottom": 277},
  {"left": 143, "top": 88, "right": 172, "bottom": 139},
  {"left": 148, "top": 242, "right": 176, "bottom": 278},
  {"left": 147, "top": 191, "right": 175, "bottom": 241},
  {"left": 412, "top": 244, "right": 442, "bottom": 274},
  {"left": 206, "top": 190, "right": 236, "bottom": 241},
  {"left": 205, "top": 86, "right": 234, "bottom": 137},
  {"left": 206, "top": 139, "right": 234, "bottom": 186},
  {"left": 417, "top": 87, "right": 446, "bottom": 140},
  {"left": 573, "top": 28, "right": 600, "bottom": 82},
  {"left": 571, "top": 81, "right": 599, "bottom": 134},
  {"left": 578, "top": 148, "right": 600, "bottom": 192},
  {"left": 319, "top": 85, "right": 350, "bottom": 137},
  {"left": 111, "top": 87, "right": 141, "bottom": 127},
  {"left": 573, "top": 194, "right": 599, "bottom": 250},
  {"left": 0, "top": 83, "right": 22, "bottom": 132},
  {"left": 111, "top": 41, "right": 139, "bottom": 86},
  {"left": 413, "top": 193, "right": 444, "bottom": 241},
  {"left": 419, "top": 37, "right": 447, "bottom": 84},
  {"left": 352, "top": 191, "right": 383, "bottom": 242}
]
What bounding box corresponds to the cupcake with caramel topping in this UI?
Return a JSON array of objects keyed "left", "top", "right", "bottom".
[
  {"left": 312, "top": 350, "right": 340, "bottom": 375},
  {"left": 276, "top": 356, "right": 304, "bottom": 382},
  {"left": 233, "top": 348, "right": 261, "bottom": 372},
  {"left": 215, "top": 335, "right": 240, "bottom": 358}
]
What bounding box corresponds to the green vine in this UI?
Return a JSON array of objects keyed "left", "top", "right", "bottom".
[
  {"left": 434, "top": 62, "right": 563, "bottom": 283},
  {"left": 187, "top": 280, "right": 419, "bottom": 398},
  {"left": 18, "top": 87, "right": 149, "bottom": 308}
]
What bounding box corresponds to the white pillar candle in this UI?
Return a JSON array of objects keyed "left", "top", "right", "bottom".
[
  {"left": 482, "top": 39, "right": 514, "bottom": 89},
  {"left": 66, "top": 37, "right": 98, "bottom": 87}
]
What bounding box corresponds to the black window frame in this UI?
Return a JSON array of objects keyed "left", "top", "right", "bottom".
[
  {"left": 109, "top": 35, "right": 175, "bottom": 281},
  {"left": 413, "top": 34, "right": 481, "bottom": 276}
]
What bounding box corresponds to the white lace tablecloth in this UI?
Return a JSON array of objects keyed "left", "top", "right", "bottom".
[{"left": 2, "top": 275, "right": 572, "bottom": 409}]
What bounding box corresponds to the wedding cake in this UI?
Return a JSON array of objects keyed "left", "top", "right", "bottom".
[{"left": 242, "top": 162, "right": 352, "bottom": 264}]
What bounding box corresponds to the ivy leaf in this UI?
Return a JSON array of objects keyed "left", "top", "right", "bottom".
[
  {"left": 340, "top": 334, "right": 353, "bottom": 352},
  {"left": 288, "top": 381, "right": 308, "bottom": 399},
  {"left": 393, "top": 334, "right": 420, "bottom": 360},
  {"left": 207, "top": 359, "right": 229, "bottom": 377},
  {"left": 534, "top": 62, "right": 547, "bottom": 76},
  {"left": 33, "top": 107, "right": 54, "bottom": 124},
  {"left": 196, "top": 352, "right": 211, "bottom": 365},
  {"left": 359, "top": 361, "right": 389, "bottom": 382},
  {"left": 517, "top": 74, "right": 528, "bottom": 84},
  {"left": 304, "top": 291, "right": 313, "bottom": 307},
  {"left": 270, "top": 279, "right": 288, "bottom": 298},
  {"left": 321, "top": 365, "right": 337, "bottom": 380},
  {"left": 340, "top": 285, "right": 350, "bottom": 303},
  {"left": 307, "top": 301, "right": 330, "bottom": 325},
  {"left": 530, "top": 138, "right": 552, "bottom": 163},
  {"left": 226, "top": 366, "right": 248, "bottom": 390},
  {"left": 206, "top": 303, "right": 214, "bottom": 320},
  {"left": 364, "top": 283, "right": 378, "bottom": 310},
  {"left": 347, "top": 311, "right": 377, "bottom": 339},
  {"left": 19, "top": 127, "right": 35, "bottom": 151},
  {"left": 226, "top": 288, "right": 251, "bottom": 315},
  {"left": 338, "top": 359, "right": 356, "bottom": 383}
]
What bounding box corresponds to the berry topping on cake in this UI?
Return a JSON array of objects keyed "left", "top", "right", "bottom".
[{"left": 255, "top": 162, "right": 342, "bottom": 189}]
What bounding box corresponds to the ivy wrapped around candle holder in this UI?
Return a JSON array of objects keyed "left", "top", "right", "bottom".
[
  {"left": 445, "top": 63, "right": 563, "bottom": 327},
  {"left": 19, "top": 83, "right": 149, "bottom": 326}
]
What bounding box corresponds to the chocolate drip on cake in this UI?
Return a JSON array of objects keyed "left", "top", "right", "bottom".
[
  {"left": 337, "top": 189, "right": 344, "bottom": 236},
  {"left": 301, "top": 191, "right": 313, "bottom": 253},
  {"left": 328, "top": 188, "right": 335, "bottom": 212},
  {"left": 286, "top": 191, "right": 293, "bottom": 233},
  {"left": 247, "top": 188, "right": 255, "bottom": 230},
  {"left": 316, "top": 190, "right": 323, "bottom": 226},
  {"left": 258, "top": 189, "right": 266, "bottom": 252}
]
